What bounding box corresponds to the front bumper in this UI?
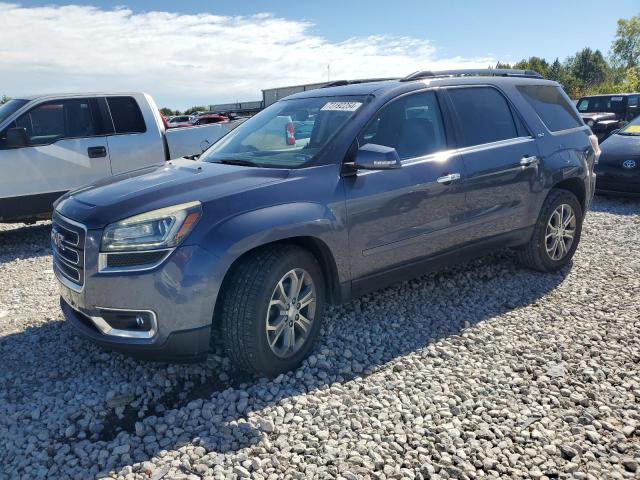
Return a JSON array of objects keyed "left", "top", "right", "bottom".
[
  {"left": 55, "top": 224, "right": 224, "bottom": 360},
  {"left": 61, "top": 298, "right": 211, "bottom": 361}
]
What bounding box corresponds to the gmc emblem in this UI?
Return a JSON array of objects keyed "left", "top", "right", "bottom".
[{"left": 51, "top": 229, "right": 65, "bottom": 251}]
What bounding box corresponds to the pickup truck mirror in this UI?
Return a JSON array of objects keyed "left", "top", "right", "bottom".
[
  {"left": 353, "top": 143, "right": 402, "bottom": 170},
  {"left": 6, "top": 127, "right": 28, "bottom": 148}
]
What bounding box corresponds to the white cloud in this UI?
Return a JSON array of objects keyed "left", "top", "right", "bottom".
[{"left": 0, "top": 2, "right": 496, "bottom": 109}]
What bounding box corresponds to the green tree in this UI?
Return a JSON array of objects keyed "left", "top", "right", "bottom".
[
  {"left": 184, "top": 106, "right": 207, "bottom": 115},
  {"left": 513, "top": 56, "right": 550, "bottom": 78},
  {"left": 160, "top": 107, "right": 179, "bottom": 116},
  {"left": 567, "top": 48, "right": 610, "bottom": 91},
  {"left": 611, "top": 14, "right": 640, "bottom": 70}
]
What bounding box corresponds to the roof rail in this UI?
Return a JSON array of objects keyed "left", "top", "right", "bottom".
[
  {"left": 400, "top": 69, "right": 543, "bottom": 82},
  {"left": 322, "top": 77, "right": 398, "bottom": 88}
]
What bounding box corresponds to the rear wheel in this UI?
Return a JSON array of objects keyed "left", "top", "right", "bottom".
[
  {"left": 220, "top": 245, "right": 325, "bottom": 376},
  {"left": 517, "top": 189, "right": 583, "bottom": 272}
]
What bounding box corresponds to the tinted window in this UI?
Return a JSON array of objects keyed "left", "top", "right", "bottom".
[
  {"left": 518, "top": 85, "right": 583, "bottom": 132},
  {"left": 359, "top": 91, "right": 447, "bottom": 160},
  {"left": 106, "top": 96, "right": 146, "bottom": 134},
  {"left": 5, "top": 98, "right": 95, "bottom": 147},
  {"left": 628, "top": 95, "right": 639, "bottom": 108},
  {"left": 576, "top": 95, "right": 627, "bottom": 114},
  {"left": 448, "top": 87, "right": 519, "bottom": 147},
  {"left": 0, "top": 99, "right": 28, "bottom": 125}
]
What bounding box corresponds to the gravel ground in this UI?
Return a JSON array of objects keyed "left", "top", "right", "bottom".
[{"left": 0, "top": 196, "right": 638, "bottom": 480}]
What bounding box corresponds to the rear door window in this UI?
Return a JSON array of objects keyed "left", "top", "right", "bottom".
[
  {"left": 518, "top": 85, "right": 582, "bottom": 132},
  {"left": 106, "top": 96, "right": 146, "bottom": 134},
  {"left": 447, "top": 87, "right": 521, "bottom": 147}
]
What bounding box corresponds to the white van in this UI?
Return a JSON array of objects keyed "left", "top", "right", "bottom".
[{"left": 0, "top": 92, "right": 238, "bottom": 222}]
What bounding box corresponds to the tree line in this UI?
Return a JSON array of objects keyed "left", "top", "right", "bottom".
[{"left": 495, "top": 14, "right": 639, "bottom": 98}]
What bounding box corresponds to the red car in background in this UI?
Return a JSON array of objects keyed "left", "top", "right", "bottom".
[{"left": 193, "top": 113, "right": 228, "bottom": 125}]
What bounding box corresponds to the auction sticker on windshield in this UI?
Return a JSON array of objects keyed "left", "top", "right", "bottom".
[{"left": 321, "top": 101, "right": 363, "bottom": 112}]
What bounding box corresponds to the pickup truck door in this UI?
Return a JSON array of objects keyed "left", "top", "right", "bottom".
[
  {"left": 442, "top": 86, "right": 540, "bottom": 241},
  {"left": 344, "top": 90, "right": 468, "bottom": 281},
  {"left": 0, "top": 98, "right": 111, "bottom": 218}
]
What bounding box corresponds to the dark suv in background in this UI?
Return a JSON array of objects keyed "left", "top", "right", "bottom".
[
  {"left": 52, "top": 69, "right": 599, "bottom": 376},
  {"left": 577, "top": 93, "right": 639, "bottom": 141}
]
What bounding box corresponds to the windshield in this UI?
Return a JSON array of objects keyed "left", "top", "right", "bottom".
[
  {"left": 200, "top": 95, "right": 368, "bottom": 168},
  {"left": 577, "top": 96, "right": 627, "bottom": 114},
  {"left": 0, "top": 99, "right": 29, "bottom": 125},
  {"left": 618, "top": 115, "right": 640, "bottom": 136}
]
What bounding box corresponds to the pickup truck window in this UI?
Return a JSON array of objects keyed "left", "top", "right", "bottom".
[
  {"left": 201, "top": 95, "right": 368, "bottom": 168},
  {"left": 0, "top": 99, "right": 28, "bottom": 125},
  {"left": 358, "top": 90, "right": 447, "bottom": 160},
  {"left": 518, "top": 85, "right": 582, "bottom": 132},
  {"left": 8, "top": 98, "right": 96, "bottom": 146},
  {"left": 577, "top": 96, "right": 627, "bottom": 114},
  {"left": 106, "top": 96, "right": 146, "bottom": 134},
  {"left": 448, "top": 87, "right": 521, "bottom": 147}
]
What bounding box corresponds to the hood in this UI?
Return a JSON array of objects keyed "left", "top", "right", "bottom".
[
  {"left": 599, "top": 132, "right": 640, "bottom": 165},
  {"left": 579, "top": 112, "right": 619, "bottom": 122},
  {"left": 55, "top": 159, "right": 290, "bottom": 228}
]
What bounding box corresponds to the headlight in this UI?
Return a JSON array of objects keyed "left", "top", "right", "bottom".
[{"left": 101, "top": 201, "right": 202, "bottom": 252}]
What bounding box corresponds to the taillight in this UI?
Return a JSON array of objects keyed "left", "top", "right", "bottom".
[
  {"left": 285, "top": 122, "right": 296, "bottom": 145},
  {"left": 588, "top": 134, "right": 601, "bottom": 163}
]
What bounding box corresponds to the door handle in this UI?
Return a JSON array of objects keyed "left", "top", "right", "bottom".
[
  {"left": 520, "top": 155, "right": 539, "bottom": 167},
  {"left": 87, "top": 146, "right": 107, "bottom": 158},
  {"left": 436, "top": 173, "right": 461, "bottom": 184}
]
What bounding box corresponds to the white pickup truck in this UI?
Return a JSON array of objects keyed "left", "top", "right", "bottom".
[{"left": 0, "top": 92, "right": 239, "bottom": 222}]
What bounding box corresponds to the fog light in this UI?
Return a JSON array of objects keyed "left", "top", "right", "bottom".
[{"left": 98, "top": 309, "right": 154, "bottom": 332}]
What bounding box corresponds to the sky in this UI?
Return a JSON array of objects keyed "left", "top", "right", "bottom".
[{"left": 1, "top": 1, "right": 638, "bottom": 109}]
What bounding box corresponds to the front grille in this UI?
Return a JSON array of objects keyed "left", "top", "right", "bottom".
[{"left": 52, "top": 214, "right": 86, "bottom": 289}]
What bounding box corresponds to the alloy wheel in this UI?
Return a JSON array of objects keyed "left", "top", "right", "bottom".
[
  {"left": 265, "top": 268, "right": 317, "bottom": 358},
  {"left": 545, "top": 203, "right": 576, "bottom": 261}
]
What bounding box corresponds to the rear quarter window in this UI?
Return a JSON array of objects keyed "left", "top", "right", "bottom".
[
  {"left": 106, "top": 96, "right": 146, "bottom": 134},
  {"left": 517, "top": 85, "right": 582, "bottom": 132}
]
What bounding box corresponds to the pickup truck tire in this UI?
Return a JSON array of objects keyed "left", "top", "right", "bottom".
[
  {"left": 220, "top": 245, "right": 325, "bottom": 376},
  {"left": 517, "top": 188, "right": 583, "bottom": 272}
]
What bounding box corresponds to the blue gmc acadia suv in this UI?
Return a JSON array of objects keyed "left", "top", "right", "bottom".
[{"left": 52, "top": 69, "right": 599, "bottom": 376}]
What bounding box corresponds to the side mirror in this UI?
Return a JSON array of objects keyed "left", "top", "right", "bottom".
[
  {"left": 353, "top": 143, "right": 402, "bottom": 170},
  {"left": 6, "top": 127, "right": 28, "bottom": 148}
]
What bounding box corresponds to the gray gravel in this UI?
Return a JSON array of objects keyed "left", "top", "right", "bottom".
[{"left": 1, "top": 196, "right": 639, "bottom": 479}]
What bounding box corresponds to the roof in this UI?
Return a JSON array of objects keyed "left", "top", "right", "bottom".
[
  {"left": 577, "top": 93, "right": 639, "bottom": 98},
  {"left": 284, "top": 75, "right": 559, "bottom": 101},
  {"left": 14, "top": 92, "right": 147, "bottom": 101}
]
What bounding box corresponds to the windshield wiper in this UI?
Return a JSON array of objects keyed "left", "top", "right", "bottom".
[{"left": 215, "top": 159, "right": 261, "bottom": 167}]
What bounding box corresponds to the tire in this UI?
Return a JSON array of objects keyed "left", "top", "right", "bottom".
[
  {"left": 517, "top": 188, "right": 583, "bottom": 272},
  {"left": 220, "top": 245, "right": 325, "bottom": 376}
]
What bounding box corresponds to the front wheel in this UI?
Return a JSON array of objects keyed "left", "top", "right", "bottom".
[
  {"left": 220, "top": 245, "right": 325, "bottom": 376},
  {"left": 517, "top": 189, "right": 584, "bottom": 272}
]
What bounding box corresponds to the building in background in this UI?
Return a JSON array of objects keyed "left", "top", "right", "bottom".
[{"left": 209, "top": 78, "right": 394, "bottom": 115}]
